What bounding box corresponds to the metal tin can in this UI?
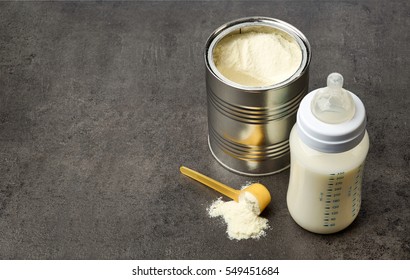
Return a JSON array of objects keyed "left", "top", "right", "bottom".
[{"left": 204, "top": 17, "right": 311, "bottom": 176}]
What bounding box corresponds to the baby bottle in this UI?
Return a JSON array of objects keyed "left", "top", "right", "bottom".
[{"left": 287, "top": 73, "right": 369, "bottom": 234}]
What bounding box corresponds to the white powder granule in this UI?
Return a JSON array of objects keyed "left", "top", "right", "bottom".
[
  {"left": 213, "top": 29, "right": 302, "bottom": 87},
  {"left": 207, "top": 191, "right": 269, "bottom": 240}
]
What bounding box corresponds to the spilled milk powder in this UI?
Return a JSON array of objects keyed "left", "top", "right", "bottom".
[{"left": 207, "top": 187, "right": 269, "bottom": 240}]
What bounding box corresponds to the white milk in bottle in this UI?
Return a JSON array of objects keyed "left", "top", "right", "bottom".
[{"left": 287, "top": 73, "right": 369, "bottom": 234}]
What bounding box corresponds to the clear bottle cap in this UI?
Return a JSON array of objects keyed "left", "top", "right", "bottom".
[
  {"left": 297, "top": 73, "right": 366, "bottom": 153},
  {"left": 311, "top": 73, "right": 355, "bottom": 124}
]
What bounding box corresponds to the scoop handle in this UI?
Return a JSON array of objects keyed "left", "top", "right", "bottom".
[{"left": 180, "top": 166, "right": 240, "bottom": 201}]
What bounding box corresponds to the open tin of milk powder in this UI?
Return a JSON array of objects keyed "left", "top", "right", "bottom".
[{"left": 205, "top": 17, "right": 311, "bottom": 176}]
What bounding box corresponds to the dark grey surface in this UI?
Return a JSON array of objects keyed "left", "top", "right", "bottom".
[{"left": 0, "top": 1, "right": 409, "bottom": 259}]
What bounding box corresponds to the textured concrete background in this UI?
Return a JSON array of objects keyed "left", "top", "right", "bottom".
[{"left": 0, "top": 1, "right": 409, "bottom": 259}]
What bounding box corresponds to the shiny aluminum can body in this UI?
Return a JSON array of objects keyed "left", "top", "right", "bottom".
[{"left": 204, "top": 17, "right": 311, "bottom": 176}]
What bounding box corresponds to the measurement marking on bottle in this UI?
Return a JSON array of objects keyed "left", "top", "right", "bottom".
[
  {"left": 323, "top": 172, "right": 344, "bottom": 228},
  {"left": 351, "top": 165, "right": 364, "bottom": 218}
]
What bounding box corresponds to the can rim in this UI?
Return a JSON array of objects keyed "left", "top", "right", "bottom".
[{"left": 204, "top": 16, "right": 312, "bottom": 91}]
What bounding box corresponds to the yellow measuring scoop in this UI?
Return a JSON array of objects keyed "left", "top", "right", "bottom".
[{"left": 180, "top": 166, "right": 271, "bottom": 214}]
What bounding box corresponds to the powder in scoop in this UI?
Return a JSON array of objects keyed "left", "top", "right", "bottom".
[
  {"left": 213, "top": 29, "right": 302, "bottom": 87},
  {"left": 208, "top": 191, "right": 269, "bottom": 240}
]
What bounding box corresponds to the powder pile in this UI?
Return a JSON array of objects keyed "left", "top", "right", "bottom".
[
  {"left": 208, "top": 191, "right": 269, "bottom": 240},
  {"left": 213, "top": 29, "right": 302, "bottom": 87}
]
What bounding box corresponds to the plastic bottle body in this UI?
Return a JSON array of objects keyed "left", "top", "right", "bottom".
[{"left": 287, "top": 126, "right": 369, "bottom": 234}]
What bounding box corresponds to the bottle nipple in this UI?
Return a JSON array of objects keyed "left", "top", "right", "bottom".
[{"left": 311, "top": 73, "right": 355, "bottom": 124}]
